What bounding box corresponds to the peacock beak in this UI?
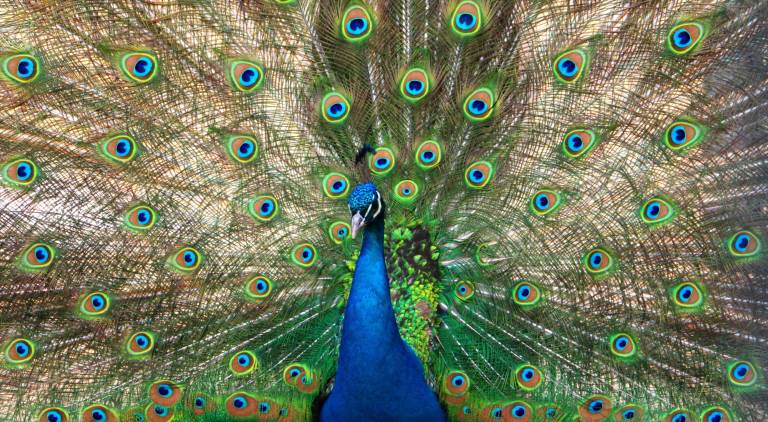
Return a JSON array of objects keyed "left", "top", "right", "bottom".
[{"left": 350, "top": 212, "right": 365, "bottom": 239}]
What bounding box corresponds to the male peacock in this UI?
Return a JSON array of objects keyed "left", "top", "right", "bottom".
[{"left": 0, "top": 0, "right": 767, "bottom": 421}]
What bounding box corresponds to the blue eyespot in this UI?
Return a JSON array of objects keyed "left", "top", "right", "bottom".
[
  {"left": 346, "top": 18, "right": 368, "bottom": 36},
  {"left": 470, "top": 170, "right": 485, "bottom": 183},
  {"left": 133, "top": 58, "right": 153, "bottom": 78},
  {"left": 238, "top": 353, "right": 251, "bottom": 366},
  {"left": 136, "top": 209, "right": 151, "bottom": 225},
  {"left": 237, "top": 140, "right": 255, "bottom": 158},
  {"left": 259, "top": 200, "right": 274, "bottom": 216},
  {"left": 153, "top": 406, "right": 169, "bottom": 416},
  {"left": 673, "top": 28, "right": 692, "bottom": 48},
  {"left": 91, "top": 409, "right": 106, "bottom": 421},
  {"left": 707, "top": 412, "right": 723, "bottom": 422},
  {"left": 522, "top": 368, "right": 534, "bottom": 380},
  {"left": 15, "top": 342, "right": 29, "bottom": 357},
  {"left": 375, "top": 157, "right": 390, "bottom": 169},
  {"left": 491, "top": 407, "right": 502, "bottom": 418},
  {"left": 733, "top": 363, "right": 749, "bottom": 380},
  {"left": 327, "top": 102, "right": 346, "bottom": 119},
  {"left": 557, "top": 58, "right": 578, "bottom": 78},
  {"left": 672, "top": 414, "right": 687, "bottom": 422},
  {"left": 678, "top": 286, "right": 693, "bottom": 302},
  {"left": 512, "top": 405, "right": 526, "bottom": 418},
  {"left": 255, "top": 280, "right": 268, "bottom": 294},
  {"left": 194, "top": 397, "right": 205, "bottom": 408},
  {"left": 183, "top": 251, "right": 197, "bottom": 267},
  {"left": 456, "top": 13, "right": 476, "bottom": 31},
  {"left": 623, "top": 410, "right": 636, "bottom": 420},
  {"left": 259, "top": 402, "right": 271, "bottom": 414},
  {"left": 17, "top": 57, "right": 35, "bottom": 78},
  {"left": 33, "top": 246, "right": 50, "bottom": 264},
  {"left": 420, "top": 150, "right": 435, "bottom": 163},
  {"left": 451, "top": 375, "right": 466, "bottom": 387},
  {"left": 670, "top": 125, "right": 687, "bottom": 145},
  {"left": 114, "top": 138, "right": 132, "bottom": 157},
  {"left": 567, "top": 134, "right": 584, "bottom": 151},
  {"left": 406, "top": 80, "right": 424, "bottom": 96},
  {"left": 645, "top": 201, "right": 661, "bottom": 218},
  {"left": 233, "top": 397, "right": 246, "bottom": 409},
  {"left": 733, "top": 234, "right": 751, "bottom": 253},
  {"left": 46, "top": 410, "right": 63, "bottom": 422},
  {"left": 589, "top": 252, "right": 603, "bottom": 268},
  {"left": 331, "top": 180, "right": 346, "bottom": 193},
  {"left": 338, "top": 228, "right": 347, "bottom": 236},
  {"left": 239, "top": 67, "right": 260, "bottom": 88},
  {"left": 16, "top": 162, "right": 32, "bottom": 181},
  {"left": 589, "top": 399, "right": 603, "bottom": 414},
  {"left": 517, "top": 286, "right": 530, "bottom": 300},
  {"left": 136, "top": 334, "right": 148, "bottom": 347},
  {"left": 91, "top": 295, "right": 105, "bottom": 310},
  {"left": 157, "top": 384, "right": 172, "bottom": 398},
  {"left": 468, "top": 99, "right": 488, "bottom": 115}
]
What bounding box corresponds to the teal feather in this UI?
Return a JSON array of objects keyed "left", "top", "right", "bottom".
[{"left": 0, "top": 0, "right": 767, "bottom": 421}]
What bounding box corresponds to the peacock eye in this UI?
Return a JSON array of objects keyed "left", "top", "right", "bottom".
[
  {"left": 39, "top": 408, "right": 69, "bottom": 422},
  {"left": 727, "top": 360, "right": 756, "bottom": 387},
  {"left": 341, "top": 5, "right": 374, "bottom": 42},
  {"left": 369, "top": 147, "right": 395, "bottom": 176},
  {"left": 149, "top": 380, "right": 181, "bottom": 409},
  {"left": 609, "top": 333, "right": 638, "bottom": 359},
  {"left": 665, "top": 409, "right": 693, "bottom": 422},
  {"left": 2, "top": 54, "right": 39, "bottom": 84},
  {"left": 464, "top": 161, "right": 494, "bottom": 189},
  {"left": 2, "top": 158, "right": 40, "bottom": 188},
  {"left": 321, "top": 92, "right": 351, "bottom": 124},
  {"left": 328, "top": 221, "right": 351, "bottom": 244},
  {"left": 663, "top": 120, "right": 706, "bottom": 151},
  {"left": 454, "top": 280, "right": 475, "bottom": 301},
  {"left": 124, "top": 204, "right": 157, "bottom": 231},
  {"left": 616, "top": 405, "right": 644, "bottom": 421},
  {"left": 245, "top": 275, "right": 273, "bottom": 300},
  {"left": 230, "top": 350, "right": 258, "bottom": 376},
  {"left": 393, "top": 180, "right": 419, "bottom": 205},
  {"left": 640, "top": 196, "right": 675, "bottom": 226},
  {"left": 701, "top": 406, "right": 731, "bottom": 422},
  {"left": 322, "top": 173, "right": 350, "bottom": 199},
  {"left": 670, "top": 281, "right": 705, "bottom": 311},
  {"left": 515, "top": 364, "right": 543, "bottom": 391},
  {"left": 118, "top": 52, "right": 158, "bottom": 83},
  {"left": 580, "top": 396, "right": 612, "bottom": 418},
  {"left": 400, "top": 68, "right": 430, "bottom": 102},
  {"left": 100, "top": 134, "right": 139, "bottom": 164},
  {"left": 667, "top": 22, "right": 706, "bottom": 55},
  {"left": 194, "top": 397, "right": 206, "bottom": 408},
  {"left": 443, "top": 371, "right": 470, "bottom": 396},
  {"left": 463, "top": 88, "right": 495, "bottom": 122},
  {"left": 82, "top": 405, "right": 117, "bottom": 422},
  {"left": 229, "top": 60, "right": 265, "bottom": 93},
  {"left": 227, "top": 392, "right": 257, "bottom": 417},
  {"left": 248, "top": 194, "right": 279, "bottom": 223},
  {"left": 415, "top": 139, "right": 442, "bottom": 170},
  {"left": 291, "top": 243, "right": 317, "bottom": 268},
  {"left": 451, "top": 1, "right": 483, "bottom": 37},
  {"left": 20, "top": 242, "right": 56, "bottom": 272},
  {"left": 562, "top": 129, "right": 597, "bottom": 158},
  {"left": 505, "top": 401, "right": 531, "bottom": 420},
  {"left": 530, "top": 189, "right": 561, "bottom": 216},
  {"left": 727, "top": 230, "right": 760, "bottom": 258},
  {"left": 126, "top": 331, "right": 155, "bottom": 357},
  {"left": 511, "top": 281, "right": 541, "bottom": 308},
  {"left": 583, "top": 247, "right": 614, "bottom": 275},
  {"left": 168, "top": 247, "right": 202, "bottom": 273},
  {"left": 5, "top": 338, "right": 35, "bottom": 364},
  {"left": 226, "top": 135, "right": 259, "bottom": 163},
  {"left": 283, "top": 363, "right": 309, "bottom": 386},
  {"left": 79, "top": 292, "right": 111, "bottom": 317},
  {"left": 553, "top": 49, "right": 589, "bottom": 83}
]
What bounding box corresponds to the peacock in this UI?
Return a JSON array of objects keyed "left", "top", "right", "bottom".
[{"left": 0, "top": 0, "right": 767, "bottom": 421}]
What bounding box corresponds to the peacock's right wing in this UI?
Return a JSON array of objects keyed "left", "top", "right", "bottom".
[{"left": 0, "top": 1, "right": 366, "bottom": 420}]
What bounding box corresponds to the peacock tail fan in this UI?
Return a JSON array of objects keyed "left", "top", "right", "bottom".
[{"left": 0, "top": 0, "right": 767, "bottom": 421}]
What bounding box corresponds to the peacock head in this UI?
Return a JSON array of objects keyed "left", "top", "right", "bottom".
[{"left": 348, "top": 182, "right": 385, "bottom": 238}]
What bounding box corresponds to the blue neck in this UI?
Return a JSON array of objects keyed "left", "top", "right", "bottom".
[{"left": 322, "top": 218, "right": 445, "bottom": 421}]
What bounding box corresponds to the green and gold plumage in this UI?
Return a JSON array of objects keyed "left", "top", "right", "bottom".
[{"left": 0, "top": 0, "right": 767, "bottom": 420}]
